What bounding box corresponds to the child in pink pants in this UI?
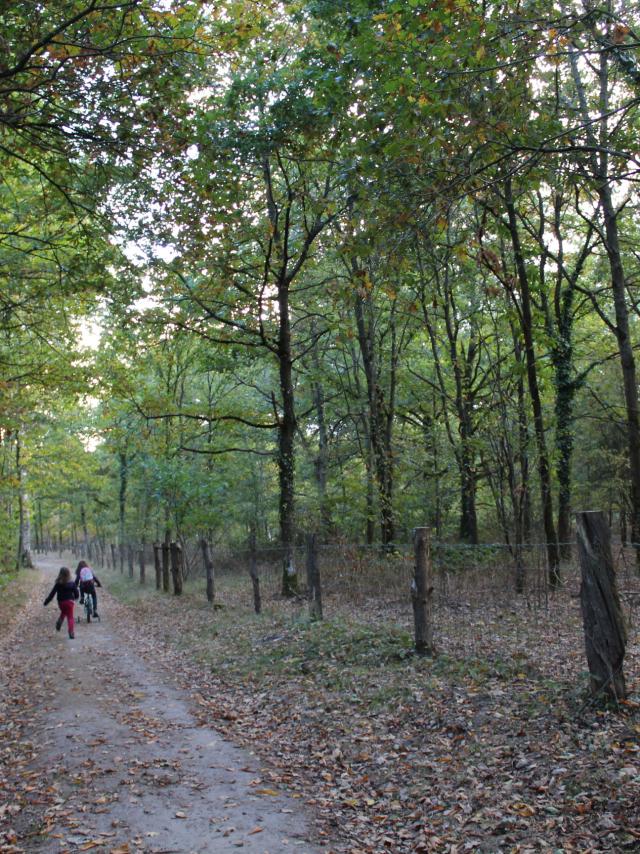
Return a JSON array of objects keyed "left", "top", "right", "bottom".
[{"left": 43, "top": 567, "right": 79, "bottom": 639}]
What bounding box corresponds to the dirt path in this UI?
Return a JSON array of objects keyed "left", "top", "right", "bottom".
[{"left": 0, "top": 554, "right": 324, "bottom": 854}]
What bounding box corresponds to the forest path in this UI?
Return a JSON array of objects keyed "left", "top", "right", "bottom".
[{"left": 1, "top": 553, "right": 322, "bottom": 854}]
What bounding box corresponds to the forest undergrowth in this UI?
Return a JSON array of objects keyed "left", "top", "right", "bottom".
[{"left": 103, "top": 566, "right": 640, "bottom": 854}]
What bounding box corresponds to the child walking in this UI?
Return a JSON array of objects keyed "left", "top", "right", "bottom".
[{"left": 43, "top": 567, "right": 79, "bottom": 639}]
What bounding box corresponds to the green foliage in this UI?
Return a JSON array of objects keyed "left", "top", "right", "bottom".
[{"left": 2, "top": 0, "right": 640, "bottom": 558}]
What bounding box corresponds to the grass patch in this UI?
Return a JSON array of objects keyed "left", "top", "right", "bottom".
[
  {"left": 0, "top": 568, "right": 39, "bottom": 642},
  {"left": 103, "top": 569, "right": 602, "bottom": 724},
  {"left": 211, "top": 615, "right": 416, "bottom": 683},
  {"left": 108, "top": 572, "right": 418, "bottom": 693},
  {"left": 102, "top": 569, "right": 160, "bottom": 606},
  {"left": 0, "top": 571, "right": 18, "bottom": 593}
]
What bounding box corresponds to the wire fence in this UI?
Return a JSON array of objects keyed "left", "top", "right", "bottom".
[{"left": 51, "top": 536, "right": 640, "bottom": 684}]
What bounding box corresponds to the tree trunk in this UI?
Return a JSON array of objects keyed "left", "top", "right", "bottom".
[
  {"left": 505, "top": 179, "right": 559, "bottom": 585},
  {"left": 118, "top": 451, "right": 127, "bottom": 572},
  {"left": 620, "top": 508, "right": 628, "bottom": 547},
  {"left": 549, "top": 225, "right": 585, "bottom": 561},
  {"left": 139, "top": 545, "right": 146, "bottom": 585},
  {"left": 170, "top": 541, "right": 183, "bottom": 596},
  {"left": 575, "top": 511, "right": 627, "bottom": 701},
  {"left": 555, "top": 363, "right": 575, "bottom": 559},
  {"left": 278, "top": 280, "right": 298, "bottom": 596},
  {"left": 354, "top": 288, "right": 395, "bottom": 544},
  {"left": 161, "top": 538, "right": 170, "bottom": 593},
  {"left": 249, "top": 534, "right": 261, "bottom": 614},
  {"left": 16, "top": 432, "right": 33, "bottom": 569},
  {"left": 514, "top": 336, "right": 532, "bottom": 545},
  {"left": 365, "top": 429, "right": 376, "bottom": 544},
  {"left": 153, "top": 543, "right": 162, "bottom": 590},
  {"left": 36, "top": 499, "right": 43, "bottom": 554},
  {"left": 459, "top": 437, "right": 479, "bottom": 544},
  {"left": 311, "top": 331, "right": 333, "bottom": 536},
  {"left": 568, "top": 45, "right": 640, "bottom": 564},
  {"left": 306, "top": 533, "right": 323, "bottom": 621},
  {"left": 599, "top": 184, "right": 640, "bottom": 556},
  {"left": 80, "top": 503, "right": 89, "bottom": 557},
  {"left": 200, "top": 538, "right": 215, "bottom": 604}
]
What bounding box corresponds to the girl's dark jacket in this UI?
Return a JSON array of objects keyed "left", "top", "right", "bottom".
[{"left": 44, "top": 580, "right": 79, "bottom": 605}]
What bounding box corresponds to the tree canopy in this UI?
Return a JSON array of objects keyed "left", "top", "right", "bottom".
[{"left": 2, "top": 0, "right": 640, "bottom": 574}]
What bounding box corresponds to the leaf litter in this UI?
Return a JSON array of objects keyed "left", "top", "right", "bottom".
[
  {"left": 101, "top": 566, "right": 639, "bottom": 854},
  {"left": 1, "top": 563, "right": 638, "bottom": 853}
]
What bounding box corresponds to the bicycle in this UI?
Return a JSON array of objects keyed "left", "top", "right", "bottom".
[{"left": 79, "top": 588, "right": 101, "bottom": 624}]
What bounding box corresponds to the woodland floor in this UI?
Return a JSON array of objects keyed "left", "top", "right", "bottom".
[{"left": 1, "top": 554, "right": 640, "bottom": 854}]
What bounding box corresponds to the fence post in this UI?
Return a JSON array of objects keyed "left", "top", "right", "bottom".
[
  {"left": 169, "top": 541, "right": 183, "bottom": 595},
  {"left": 514, "top": 544, "right": 525, "bottom": 595},
  {"left": 139, "top": 545, "right": 146, "bottom": 585},
  {"left": 306, "top": 533, "right": 323, "bottom": 620},
  {"left": 249, "top": 533, "right": 261, "bottom": 614},
  {"left": 153, "top": 543, "right": 161, "bottom": 590},
  {"left": 575, "top": 511, "right": 627, "bottom": 701},
  {"left": 412, "top": 527, "right": 434, "bottom": 656},
  {"left": 200, "top": 538, "right": 215, "bottom": 604},
  {"left": 161, "top": 541, "right": 170, "bottom": 593}
]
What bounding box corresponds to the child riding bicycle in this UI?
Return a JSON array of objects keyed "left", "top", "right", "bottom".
[{"left": 75, "top": 560, "right": 102, "bottom": 619}]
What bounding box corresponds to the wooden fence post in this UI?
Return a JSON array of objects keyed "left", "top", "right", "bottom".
[
  {"left": 281, "top": 544, "right": 298, "bottom": 597},
  {"left": 169, "top": 541, "right": 183, "bottom": 596},
  {"left": 200, "top": 538, "right": 215, "bottom": 604},
  {"left": 412, "top": 527, "right": 434, "bottom": 656},
  {"left": 139, "top": 545, "right": 146, "bottom": 585},
  {"left": 249, "top": 534, "right": 261, "bottom": 614},
  {"left": 575, "top": 511, "right": 627, "bottom": 701},
  {"left": 153, "top": 543, "right": 162, "bottom": 590},
  {"left": 306, "top": 533, "right": 323, "bottom": 620},
  {"left": 161, "top": 541, "right": 170, "bottom": 593}
]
